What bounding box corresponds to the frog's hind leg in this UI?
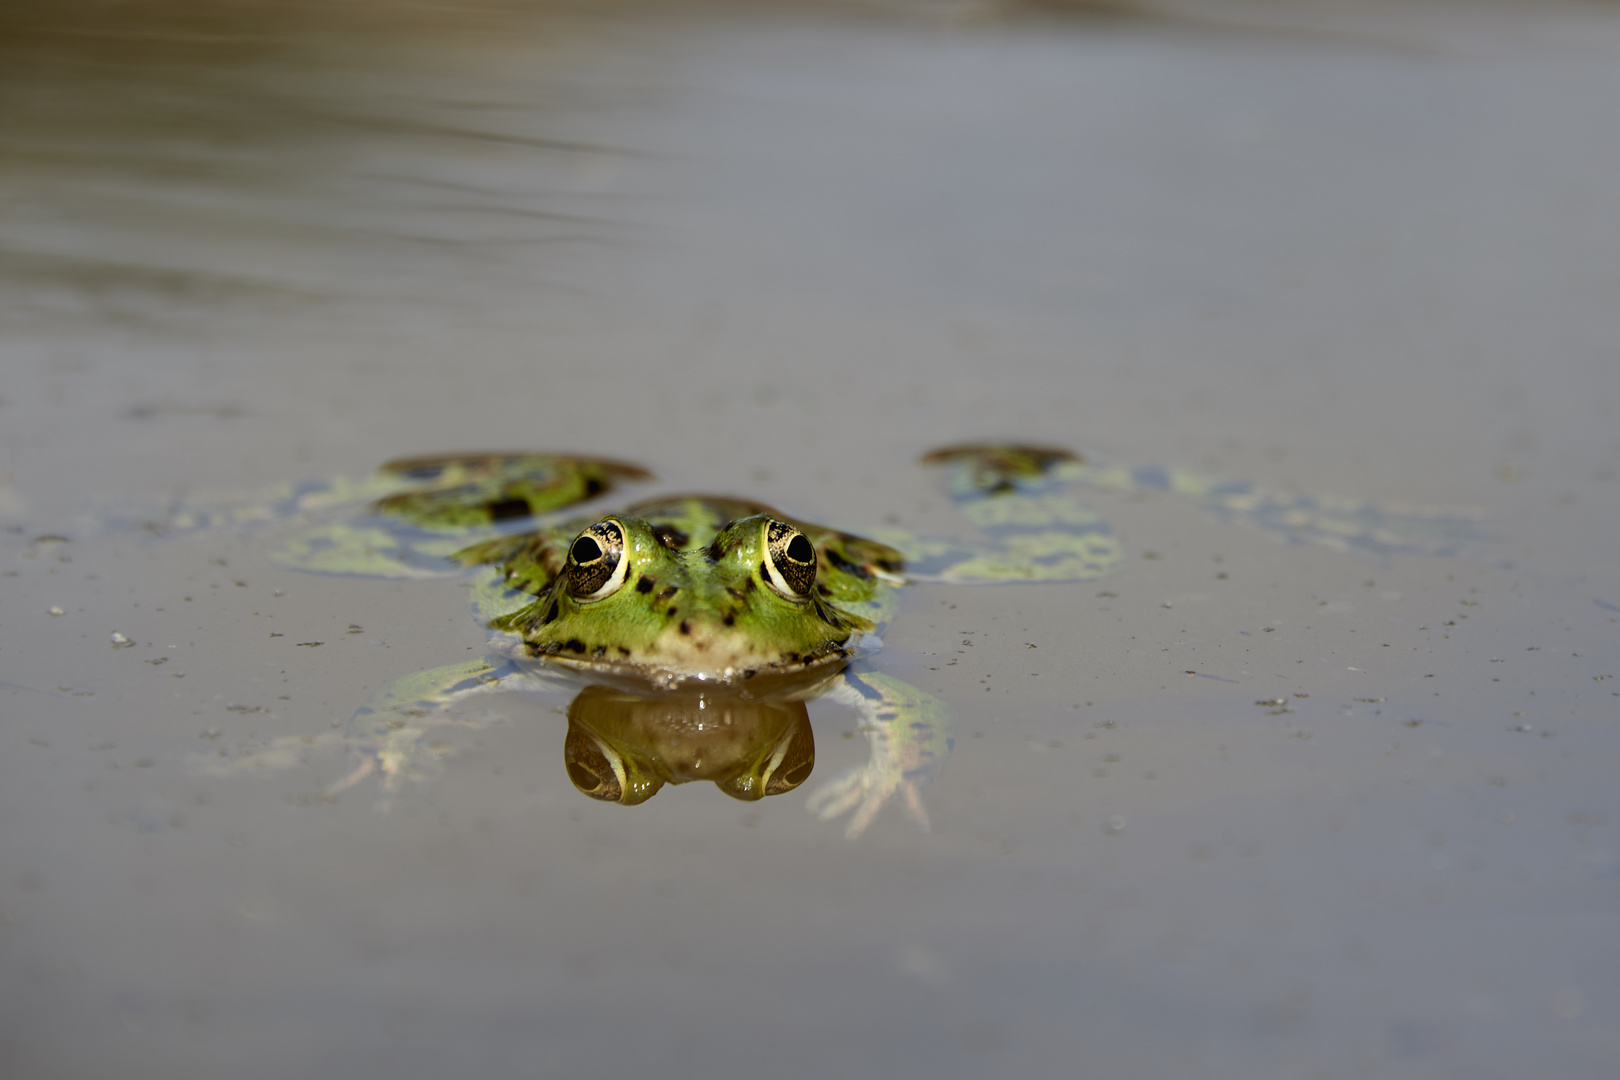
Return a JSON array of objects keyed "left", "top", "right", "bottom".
[
  {"left": 1067, "top": 459, "right": 1485, "bottom": 562},
  {"left": 903, "top": 444, "right": 1122, "bottom": 584},
  {"left": 372, "top": 454, "right": 652, "bottom": 530},
  {"left": 266, "top": 454, "right": 652, "bottom": 580},
  {"left": 915, "top": 443, "right": 1483, "bottom": 577}
]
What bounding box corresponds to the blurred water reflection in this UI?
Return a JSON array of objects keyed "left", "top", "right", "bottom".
[{"left": 1, "top": 0, "right": 638, "bottom": 339}]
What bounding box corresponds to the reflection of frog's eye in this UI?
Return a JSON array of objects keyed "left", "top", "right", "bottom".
[
  {"left": 566, "top": 519, "right": 629, "bottom": 601},
  {"left": 763, "top": 519, "right": 816, "bottom": 600},
  {"left": 563, "top": 725, "right": 663, "bottom": 805}
]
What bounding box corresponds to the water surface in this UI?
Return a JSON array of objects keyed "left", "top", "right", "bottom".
[{"left": 3, "top": 2, "right": 1619, "bottom": 1076}]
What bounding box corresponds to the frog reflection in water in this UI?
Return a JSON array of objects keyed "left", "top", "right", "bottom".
[
  {"left": 563, "top": 687, "right": 816, "bottom": 806},
  {"left": 215, "top": 444, "right": 1476, "bottom": 836}
]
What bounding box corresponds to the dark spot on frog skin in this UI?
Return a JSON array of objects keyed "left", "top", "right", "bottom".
[
  {"left": 618, "top": 646, "right": 632, "bottom": 657},
  {"left": 722, "top": 612, "right": 736, "bottom": 626},
  {"left": 656, "top": 585, "right": 679, "bottom": 603},
  {"left": 591, "top": 645, "right": 607, "bottom": 659},
  {"left": 679, "top": 620, "right": 692, "bottom": 635},
  {"left": 653, "top": 525, "right": 688, "bottom": 549},
  {"left": 583, "top": 476, "right": 604, "bottom": 498},
  {"left": 667, "top": 608, "right": 679, "bottom": 620},
  {"left": 817, "top": 583, "right": 832, "bottom": 597},
  {"left": 564, "top": 639, "right": 587, "bottom": 654},
  {"left": 636, "top": 576, "right": 655, "bottom": 594},
  {"left": 825, "top": 549, "right": 871, "bottom": 581}
]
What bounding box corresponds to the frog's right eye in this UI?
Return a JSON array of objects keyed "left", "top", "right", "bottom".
[{"left": 565, "top": 519, "right": 629, "bottom": 601}]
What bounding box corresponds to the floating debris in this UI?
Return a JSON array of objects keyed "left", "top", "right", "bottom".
[{"left": 110, "top": 632, "right": 133, "bottom": 648}]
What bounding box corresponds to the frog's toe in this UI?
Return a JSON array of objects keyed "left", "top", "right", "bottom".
[
  {"left": 901, "top": 783, "right": 931, "bottom": 832},
  {"left": 842, "top": 793, "right": 888, "bottom": 839},
  {"left": 805, "top": 769, "right": 868, "bottom": 822},
  {"left": 807, "top": 766, "right": 929, "bottom": 838},
  {"left": 324, "top": 753, "right": 376, "bottom": 799}
]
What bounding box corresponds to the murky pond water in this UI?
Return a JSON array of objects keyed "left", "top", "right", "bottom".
[{"left": 4, "top": 1, "right": 1619, "bottom": 1076}]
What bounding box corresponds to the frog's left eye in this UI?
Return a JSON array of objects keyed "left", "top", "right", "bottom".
[
  {"left": 762, "top": 519, "right": 816, "bottom": 600},
  {"left": 565, "top": 519, "right": 629, "bottom": 602}
]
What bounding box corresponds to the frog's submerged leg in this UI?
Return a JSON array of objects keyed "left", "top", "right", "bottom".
[
  {"left": 267, "top": 521, "right": 475, "bottom": 579},
  {"left": 901, "top": 445, "right": 1122, "bottom": 584},
  {"left": 154, "top": 473, "right": 403, "bottom": 536},
  {"left": 186, "top": 657, "right": 552, "bottom": 805},
  {"left": 912, "top": 443, "right": 1482, "bottom": 579},
  {"left": 806, "top": 668, "right": 953, "bottom": 839},
  {"left": 335, "top": 655, "right": 562, "bottom": 805},
  {"left": 1066, "top": 459, "right": 1484, "bottom": 562}
]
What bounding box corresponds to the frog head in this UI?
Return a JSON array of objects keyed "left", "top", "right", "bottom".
[{"left": 489, "top": 502, "right": 890, "bottom": 688}]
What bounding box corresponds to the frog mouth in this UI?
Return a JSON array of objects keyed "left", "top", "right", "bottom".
[{"left": 520, "top": 640, "right": 853, "bottom": 693}]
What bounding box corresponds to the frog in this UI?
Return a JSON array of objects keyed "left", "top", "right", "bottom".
[{"left": 186, "top": 443, "right": 1479, "bottom": 837}]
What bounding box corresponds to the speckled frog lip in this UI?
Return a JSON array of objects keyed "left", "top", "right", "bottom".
[
  {"left": 515, "top": 644, "right": 854, "bottom": 696},
  {"left": 488, "top": 632, "right": 854, "bottom": 697}
]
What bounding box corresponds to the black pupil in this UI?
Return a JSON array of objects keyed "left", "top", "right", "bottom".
[
  {"left": 785, "top": 534, "right": 814, "bottom": 563},
  {"left": 571, "top": 536, "right": 603, "bottom": 564}
]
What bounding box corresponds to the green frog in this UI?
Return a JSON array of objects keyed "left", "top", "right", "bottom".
[{"left": 190, "top": 444, "right": 1477, "bottom": 836}]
